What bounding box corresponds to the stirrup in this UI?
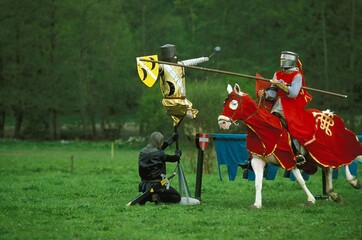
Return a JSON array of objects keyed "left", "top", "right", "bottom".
[{"left": 296, "top": 154, "right": 306, "bottom": 165}]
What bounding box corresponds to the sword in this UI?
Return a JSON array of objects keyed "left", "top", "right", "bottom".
[
  {"left": 139, "top": 58, "right": 347, "bottom": 98},
  {"left": 126, "top": 172, "right": 176, "bottom": 206}
]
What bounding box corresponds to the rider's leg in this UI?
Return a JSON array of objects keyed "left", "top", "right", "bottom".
[
  {"left": 291, "top": 138, "right": 306, "bottom": 165},
  {"left": 271, "top": 111, "right": 306, "bottom": 165}
]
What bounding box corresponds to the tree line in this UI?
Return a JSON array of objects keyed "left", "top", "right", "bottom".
[{"left": 0, "top": 0, "right": 361, "bottom": 140}]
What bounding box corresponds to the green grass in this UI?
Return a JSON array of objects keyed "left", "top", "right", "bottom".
[{"left": 0, "top": 140, "right": 361, "bottom": 240}]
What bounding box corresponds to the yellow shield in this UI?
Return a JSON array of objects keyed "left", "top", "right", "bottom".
[{"left": 136, "top": 55, "right": 159, "bottom": 87}]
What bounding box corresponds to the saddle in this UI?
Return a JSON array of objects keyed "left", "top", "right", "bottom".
[
  {"left": 272, "top": 112, "right": 288, "bottom": 130},
  {"left": 272, "top": 112, "right": 306, "bottom": 165}
]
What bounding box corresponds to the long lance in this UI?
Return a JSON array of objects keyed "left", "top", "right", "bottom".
[{"left": 140, "top": 58, "right": 347, "bottom": 98}]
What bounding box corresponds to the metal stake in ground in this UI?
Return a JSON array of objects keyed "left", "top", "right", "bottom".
[{"left": 173, "top": 117, "right": 192, "bottom": 200}]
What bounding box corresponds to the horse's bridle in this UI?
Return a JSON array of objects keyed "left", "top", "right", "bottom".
[
  {"left": 224, "top": 93, "right": 258, "bottom": 125},
  {"left": 223, "top": 93, "right": 241, "bottom": 125}
]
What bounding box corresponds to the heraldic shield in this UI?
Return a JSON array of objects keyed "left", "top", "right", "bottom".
[{"left": 136, "top": 55, "right": 159, "bottom": 87}]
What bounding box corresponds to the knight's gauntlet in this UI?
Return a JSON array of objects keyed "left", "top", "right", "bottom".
[{"left": 274, "top": 81, "right": 289, "bottom": 94}]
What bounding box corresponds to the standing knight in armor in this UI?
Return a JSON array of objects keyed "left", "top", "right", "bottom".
[
  {"left": 159, "top": 44, "right": 209, "bottom": 126},
  {"left": 258, "top": 51, "right": 317, "bottom": 164}
]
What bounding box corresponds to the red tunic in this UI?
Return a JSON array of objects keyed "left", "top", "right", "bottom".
[{"left": 275, "top": 70, "right": 316, "bottom": 146}]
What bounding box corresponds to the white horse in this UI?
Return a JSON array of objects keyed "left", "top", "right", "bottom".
[
  {"left": 249, "top": 155, "right": 359, "bottom": 208},
  {"left": 251, "top": 155, "right": 315, "bottom": 208},
  {"left": 218, "top": 84, "right": 361, "bottom": 208}
]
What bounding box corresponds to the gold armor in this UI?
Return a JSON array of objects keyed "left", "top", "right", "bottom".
[
  {"left": 160, "top": 63, "right": 198, "bottom": 125},
  {"left": 274, "top": 81, "right": 290, "bottom": 94}
]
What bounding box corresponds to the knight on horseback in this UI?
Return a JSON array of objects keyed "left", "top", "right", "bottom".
[{"left": 258, "top": 51, "right": 317, "bottom": 165}]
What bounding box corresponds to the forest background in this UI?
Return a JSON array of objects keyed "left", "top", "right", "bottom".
[{"left": 0, "top": 0, "right": 361, "bottom": 141}]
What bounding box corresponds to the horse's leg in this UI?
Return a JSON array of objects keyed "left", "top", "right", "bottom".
[
  {"left": 344, "top": 164, "right": 361, "bottom": 189},
  {"left": 250, "top": 155, "right": 266, "bottom": 209},
  {"left": 291, "top": 167, "right": 315, "bottom": 206},
  {"left": 324, "top": 167, "right": 341, "bottom": 202}
]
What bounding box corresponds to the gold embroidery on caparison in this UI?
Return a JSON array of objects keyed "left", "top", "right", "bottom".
[{"left": 312, "top": 111, "right": 334, "bottom": 136}]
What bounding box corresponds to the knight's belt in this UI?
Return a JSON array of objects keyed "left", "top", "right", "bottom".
[{"left": 142, "top": 179, "right": 161, "bottom": 183}]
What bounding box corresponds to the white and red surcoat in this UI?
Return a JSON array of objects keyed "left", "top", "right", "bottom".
[{"left": 273, "top": 70, "right": 317, "bottom": 146}]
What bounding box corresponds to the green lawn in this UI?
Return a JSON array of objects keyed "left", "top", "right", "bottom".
[{"left": 0, "top": 140, "right": 361, "bottom": 239}]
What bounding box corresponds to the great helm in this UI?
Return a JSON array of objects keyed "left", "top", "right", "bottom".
[
  {"left": 160, "top": 44, "right": 177, "bottom": 63},
  {"left": 280, "top": 51, "right": 298, "bottom": 68}
]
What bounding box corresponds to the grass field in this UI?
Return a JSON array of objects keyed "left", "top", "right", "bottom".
[{"left": 0, "top": 140, "right": 361, "bottom": 240}]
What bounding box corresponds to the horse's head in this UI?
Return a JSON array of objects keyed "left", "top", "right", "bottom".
[{"left": 218, "top": 83, "right": 258, "bottom": 130}]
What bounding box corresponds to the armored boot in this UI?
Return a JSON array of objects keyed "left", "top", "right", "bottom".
[
  {"left": 152, "top": 193, "right": 161, "bottom": 205},
  {"left": 292, "top": 138, "right": 306, "bottom": 165}
]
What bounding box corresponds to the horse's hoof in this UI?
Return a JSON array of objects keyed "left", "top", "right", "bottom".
[
  {"left": 249, "top": 204, "right": 260, "bottom": 209},
  {"left": 328, "top": 193, "right": 341, "bottom": 203},
  {"left": 350, "top": 179, "right": 361, "bottom": 189}
]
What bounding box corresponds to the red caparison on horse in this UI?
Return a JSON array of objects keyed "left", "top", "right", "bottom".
[{"left": 218, "top": 83, "right": 362, "bottom": 209}]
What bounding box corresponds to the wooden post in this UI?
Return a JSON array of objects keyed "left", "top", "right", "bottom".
[
  {"left": 111, "top": 142, "right": 114, "bottom": 159},
  {"left": 314, "top": 169, "right": 328, "bottom": 200},
  {"left": 195, "top": 133, "right": 209, "bottom": 200},
  {"left": 70, "top": 155, "right": 74, "bottom": 173},
  {"left": 195, "top": 147, "right": 204, "bottom": 200}
]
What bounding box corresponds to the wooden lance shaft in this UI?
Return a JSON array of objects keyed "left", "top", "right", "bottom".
[{"left": 140, "top": 58, "right": 347, "bottom": 98}]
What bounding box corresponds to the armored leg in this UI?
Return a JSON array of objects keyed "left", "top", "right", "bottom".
[{"left": 292, "top": 138, "right": 306, "bottom": 165}]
